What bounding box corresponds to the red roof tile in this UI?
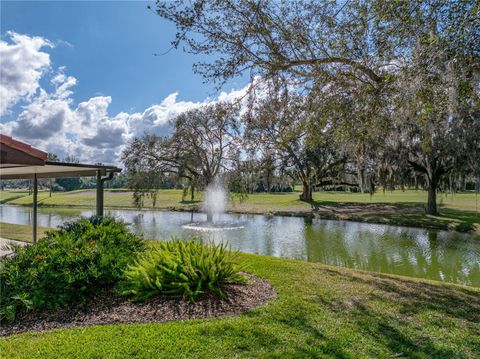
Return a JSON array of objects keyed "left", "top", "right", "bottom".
[{"left": 0, "top": 135, "right": 48, "bottom": 161}]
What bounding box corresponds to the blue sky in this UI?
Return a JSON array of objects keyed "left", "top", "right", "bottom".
[{"left": 0, "top": 1, "right": 249, "bottom": 163}]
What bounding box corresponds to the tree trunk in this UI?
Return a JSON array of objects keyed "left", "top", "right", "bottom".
[
  {"left": 357, "top": 167, "right": 366, "bottom": 193},
  {"left": 426, "top": 179, "right": 438, "bottom": 215},
  {"left": 190, "top": 184, "right": 195, "bottom": 201},
  {"left": 408, "top": 159, "right": 444, "bottom": 216},
  {"left": 299, "top": 181, "right": 313, "bottom": 201},
  {"left": 265, "top": 176, "right": 271, "bottom": 193},
  {"left": 461, "top": 175, "right": 466, "bottom": 192}
]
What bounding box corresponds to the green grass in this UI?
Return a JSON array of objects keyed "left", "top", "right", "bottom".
[
  {"left": 4, "top": 189, "right": 479, "bottom": 232},
  {"left": 1, "top": 252, "right": 479, "bottom": 358},
  {"left": 233, "top": 190, "right": 480, "bottom": 212},
  {"left": 5, "top": 189, "right": 191, "bottom": 209},
  {"left": 5, "top": 189, "right": 479, "bottom": 211},
  {"left": 0, "top": 191, "right": 30, "bottom": 204},
  {"left": 0, "top": 222, "right": 52, "bottom": 243}
]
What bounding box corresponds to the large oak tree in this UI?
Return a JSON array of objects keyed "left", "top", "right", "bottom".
[{"left": 123, "top": 102, "right": 240, "bottom": 204}]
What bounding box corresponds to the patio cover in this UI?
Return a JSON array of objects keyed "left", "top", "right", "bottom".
[
  {"left": 0, "top": 161, "right": 121, "bottom": 180},
  {"left": 0, "top": 135, "right": 121, "bottom": 242}
]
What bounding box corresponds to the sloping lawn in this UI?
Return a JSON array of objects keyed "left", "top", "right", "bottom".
[
  {"left": 0, "top": 222, "right": 51, "bottom": 243},
  {"left": 1, "top": 253, "right": 478, "bottom": 358},
  {"left": 0, "top": 191, "right": 30, "bottom": 204}
]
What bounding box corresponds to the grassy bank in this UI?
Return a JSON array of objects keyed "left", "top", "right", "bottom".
[
  {"left": 0, "top": 191, "right": 30, "bottom": 204},
  {"left": 1, "top": 252, "right": 478, "bottom": 358},
  {"left": 0, "top": 222, "right": 51, "bottom": 243},
  {"left": 3, "top": 189, "right": 479, "bottom": 232}
]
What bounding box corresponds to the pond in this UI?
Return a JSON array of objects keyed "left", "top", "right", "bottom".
[{"left": 1, "top": 205, "right": 479, "bottom": 287}]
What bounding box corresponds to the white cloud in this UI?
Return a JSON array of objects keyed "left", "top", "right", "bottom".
[
  {"left": 12, "top": 98, "right": 71, "bottom": 140},
  {"left": 126, "top": 92, "right": 202, "bottom": 138},
  {"left": 5, "top": 66, "right": 76, "bottom": 140},
  {"left": 0, "top": 32, "right": 251, "bottom": 165},
  {"left": 0, "top": 31, "right": 53, "bottom": 115}
]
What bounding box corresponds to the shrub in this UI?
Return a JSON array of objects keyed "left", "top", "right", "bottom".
[
  {"left": 121, "top": 239, "right": 245, "bottom": 302},
  {"left": 0, "top": 216, "right": 145, "bottom": 322},
  {"left": 455, "top": 221, "right": 475, "bottom": 232}
]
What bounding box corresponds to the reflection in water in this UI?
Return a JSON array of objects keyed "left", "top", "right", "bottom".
[{"left": 1, "top": 205, "right": 479, "bottom": 287}]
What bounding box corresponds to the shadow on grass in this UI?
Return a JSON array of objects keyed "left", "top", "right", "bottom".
[
  {"left": 303, "top": 199, "right": 424, "bottom": 212},
  {"left": 438, "top": 208, "right": 480, "bottom": 225},
  {"left": 213, "top": 309, "right": 353, "bottom": 358},
  {"left": 350, "top": 302, "right": 461, "bottom": 358},
  {"left": 179, "top": 200, "right": 202, "bottom": 204},
  {"left": 299, "top": 198, "right": 479, "bottom": 231},
  {"left": 275, "top": 310, "right": 352, "bottom": 358},
  {"left": 234, "top": 264, "right": 480, "bottom": 357},
  {"left": 322, "top": 268, "right": 480, "bottom": 323},
  {"left": 315, "top": 269, "right": 480, "bottom": 357}
]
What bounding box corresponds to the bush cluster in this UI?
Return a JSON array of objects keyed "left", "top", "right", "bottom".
[
  {"left": 455, "top": 222, "right": 475, "bottom": 232},
  {"left": 0, "top": 216, "right": 145, "bottom": 322},
  {"left": 121, "top": 239, "right": 245, "bottom": 302}
]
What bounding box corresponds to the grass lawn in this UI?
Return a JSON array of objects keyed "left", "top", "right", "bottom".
[
  {"left": 242, "top": 190, "right": 480, "bottom": 212},
  {"left": 3, "top": 189, "right": 479, "bottom": 232},
  {"left": 5, "top": 189, "right": 185, "bottom": 209},
  {"left": 0, "top": 222, "right": 51, "bottom": 243},
  {"left": 0, "top": 191, "right": 30, "bottom": 204},
  {"left": 1, "top": 252, "right": 478, "bottom": 358}
]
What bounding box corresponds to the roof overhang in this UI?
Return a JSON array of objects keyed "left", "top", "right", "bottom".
[
  {"left": 0, "top": 161, "right": 121, "bottom": 180},
  {"left": 0, "top": 135, "right": 121, "bottom": 180}
]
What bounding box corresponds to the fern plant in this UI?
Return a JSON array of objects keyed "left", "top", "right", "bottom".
[{"left": 121, "top": 238, "right": 246, "bottom": 302}]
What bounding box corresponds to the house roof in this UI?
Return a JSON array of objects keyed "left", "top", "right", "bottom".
[
  {"left": 1, "top": 135, "right": 48, "bottom": 167},
  {"left": 0, "top": 135, "right": 121, "bottom": 179},
  {"left": 0, "top": 134, "right": 48, "bottom": 160}
]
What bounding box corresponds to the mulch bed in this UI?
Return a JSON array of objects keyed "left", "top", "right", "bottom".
[{"left": 1, "top": 273, "right": 276, "bottom": 336}]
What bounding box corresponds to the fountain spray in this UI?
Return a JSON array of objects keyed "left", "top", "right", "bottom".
[{"left": 203, "top": 178, "right": 227, "bottom": 223}]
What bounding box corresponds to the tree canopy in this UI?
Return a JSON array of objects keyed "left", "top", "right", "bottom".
[{"left": 127, "top": 0, "right": 480, "bottom": 214}]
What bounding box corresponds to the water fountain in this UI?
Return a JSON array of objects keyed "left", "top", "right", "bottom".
[
  {"left": 203, "top": 180, "right": 226, "bottom": 223},
  {"left": 182, "top": 179, "right": 244, "bottom": 231}
]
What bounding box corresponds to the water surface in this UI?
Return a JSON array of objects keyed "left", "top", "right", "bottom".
[{"left": 1, "top": 205, "right": 479, "bottom": 287}]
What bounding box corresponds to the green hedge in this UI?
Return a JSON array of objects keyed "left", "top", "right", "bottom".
[
  {"left": 121, "top": 239, "right": 245, "bottom": 302},
  {"left": 0, "top": 216, "right": 145, "bottom": 322}
]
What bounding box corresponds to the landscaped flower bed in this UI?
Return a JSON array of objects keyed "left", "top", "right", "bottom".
[
  {"left": 0, "top": 216, "right": 146, "bottom": 322},
  {"left": 121, "top": 239, "right": 247, "bottom": 302},
  {"left": 0, "top": 217, "right": 273, "bottom": 335},
  {"left": 0, "top": 272, "right": 275, "bottom": 336}
]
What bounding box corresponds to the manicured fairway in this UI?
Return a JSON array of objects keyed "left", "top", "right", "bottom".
[
  {"left": 1, "top": 253, "right": 478, "bottom": 358},
  {"left": 4, "top": 189, "right": 479, "bottom": 212}
]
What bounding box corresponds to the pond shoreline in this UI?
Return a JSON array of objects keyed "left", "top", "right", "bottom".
[
  {"left": 2, "top": 205, "right": 479, "bottom": 286},
  {"left": 5, "top": 202, "right": 479, "bottom": 234}
]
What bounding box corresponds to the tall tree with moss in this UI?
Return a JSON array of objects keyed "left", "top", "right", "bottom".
[
  {"left": 154, "top": 0, "right": 479, "bottom": 210},
  {"left": 392, "top": 55, "right": 479, "bottom": 214},
  {"left": 245, "top": 88, "right": 343, "bottom": 201},
  {"left": 381, "top": 1, "right": 480, "bottom": 214}
]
